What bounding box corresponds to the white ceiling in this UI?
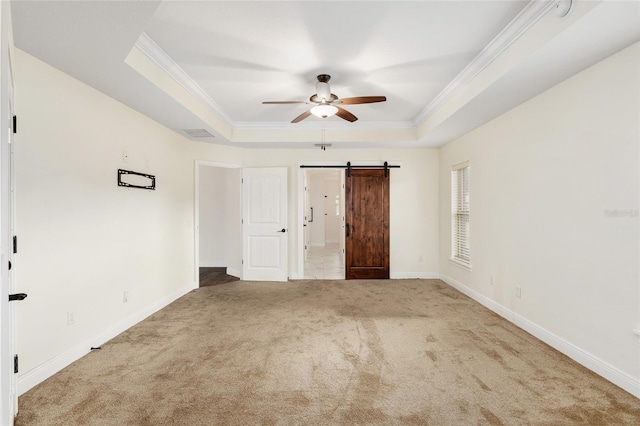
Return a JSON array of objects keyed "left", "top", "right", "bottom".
[{"left": 11, "top": 0, "right": 640, "bottom": 149}]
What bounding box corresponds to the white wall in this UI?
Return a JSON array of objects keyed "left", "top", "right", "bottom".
[
  {"left": 13, "top": 49, "right": 245, "bottom": 394},
  {"left": 245, "top": 148, "right": 440, "bottom": 279},
  {"left": 198, "top": 166, "right": 227, "bottom": 266},
  {"left": 439, "top": 42, "right": 640, "bottom": 397}
]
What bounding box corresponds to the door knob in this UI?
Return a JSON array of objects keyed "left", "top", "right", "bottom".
[{"left": 278, "top": 228, "right": 286, "bottom": 233}]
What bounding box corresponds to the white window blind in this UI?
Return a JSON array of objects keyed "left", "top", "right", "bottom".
[{"left": 451, "top": 162, "right": 470, "bottom": 265}]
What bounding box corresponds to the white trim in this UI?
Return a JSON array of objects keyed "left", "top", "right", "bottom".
[
  {"left": 135, "top": 33, "right": 234, "bottom": 127},
  {"left": 288, "top": 271, "right": 300, "bottom": 280},
  {"left": 448, "top": 257, "right": 472, "bottom": 271},
  {"left": 390, "top": 272, "right": 440, "bottom": 279},
  {"left": 414, "top": 0, "right": 557, "bottom": 124},
  {"left": 440, "top": 273, "right": 640, "bottom": 399},
  {"left": 17, "top": 282, "right": 194, "bottom": 396},
  {"left": 452, "top": 160, "right": 470, "bottom": 171},
  {"left": 226, "top": 268, "right": 241, "bottom": 279}
]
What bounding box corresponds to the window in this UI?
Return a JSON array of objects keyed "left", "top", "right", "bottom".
[{"left": 451, "top": 162, "right": 470, "bottom": 267}]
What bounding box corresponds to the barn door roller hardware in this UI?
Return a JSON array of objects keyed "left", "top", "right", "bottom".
[{"left": 300, "top": 161, "right": 399, "bottom": 178}]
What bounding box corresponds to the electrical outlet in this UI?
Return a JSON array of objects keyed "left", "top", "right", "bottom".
[
  {"left": 67, "top": 311, "right": 76, "bottom": 325},
  {"left": 515, "top": 286, "right": 521, "bottom": 298},
  {"left": 123, "top": 291, "right": 129, "bottom": 303}
]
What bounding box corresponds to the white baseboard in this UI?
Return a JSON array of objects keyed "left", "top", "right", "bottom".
[
  {"left": 288, "top": 271, "right": 299, "bottom": 280},
  {"left": 390, "top": 272, "right": 440, "bottom": 279},
  {"left": 17, "top": 282, "right": 195, "bottom": 396},
  {"left": 440, "top": 274, "right": 640, "bottom": 399},
  {"left": 227, "top": 267, "right": 241, "bottom": 279}
]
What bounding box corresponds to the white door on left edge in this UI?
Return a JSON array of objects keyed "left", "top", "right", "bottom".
[{"left": 242, "top": 168, "right": 288, "bottom": 281}]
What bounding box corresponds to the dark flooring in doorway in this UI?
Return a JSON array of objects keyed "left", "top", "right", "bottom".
[{"left": 199, "top": 267, "right": 240, "bottom": 287}]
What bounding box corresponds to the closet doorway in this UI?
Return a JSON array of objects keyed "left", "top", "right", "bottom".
[{"left": 195, "top": 161, "right": 242, "bottom": 286}]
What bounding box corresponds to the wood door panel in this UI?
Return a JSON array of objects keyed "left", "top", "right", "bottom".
[{"left": 346, "top": 169, "right": 389, "bottom": 279}]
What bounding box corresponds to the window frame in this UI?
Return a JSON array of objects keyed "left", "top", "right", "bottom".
[{"left": 450, "top": 162, "right": 471, "bottom": 270}]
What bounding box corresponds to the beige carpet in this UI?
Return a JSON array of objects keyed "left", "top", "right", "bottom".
[{"left": 16, "top": 279, "right": 640, "bottom": 425}]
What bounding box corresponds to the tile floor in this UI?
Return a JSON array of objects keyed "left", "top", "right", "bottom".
[{"left": 303, "top": 243, "right": 345, "bottom": 280}]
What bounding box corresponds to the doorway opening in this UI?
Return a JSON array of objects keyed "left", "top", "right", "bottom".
[
  {"left": 195, "top": 161, "right": 242, "bottom": 287},
  {"left": 301, "top": 169, "right": 345, "bottom": 280}
]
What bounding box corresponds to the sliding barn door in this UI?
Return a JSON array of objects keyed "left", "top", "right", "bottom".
[
  {"left": 345, "top": 169, "right": 389, "bottom": 279},
  {"left": 242, "top": 168, "right": 288, "bottom": 281}
]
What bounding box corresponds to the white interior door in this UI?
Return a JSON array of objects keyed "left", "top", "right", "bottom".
[{"left": 242, "top": 168, "right": 288, "bottom": 281}]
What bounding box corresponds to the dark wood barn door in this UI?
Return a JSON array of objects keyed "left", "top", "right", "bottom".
[{"left": 345, "top": 169, "right": 390, "bottom": 279}]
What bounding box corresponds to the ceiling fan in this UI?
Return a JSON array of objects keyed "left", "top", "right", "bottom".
[{"left": 262, "top": 74, "right": 386, "bottom": 123}]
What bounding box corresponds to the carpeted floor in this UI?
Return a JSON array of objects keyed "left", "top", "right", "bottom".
[{"left": 15, "top": 279, "right": 640, "bottom": 425}]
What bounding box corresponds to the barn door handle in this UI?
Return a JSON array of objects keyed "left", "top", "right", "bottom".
[
  {"left": 345, "top": 223, "right": 350, "bottom": 236},
  {"left": 277, "top": 229, "right": 286, "bottom": 233}
]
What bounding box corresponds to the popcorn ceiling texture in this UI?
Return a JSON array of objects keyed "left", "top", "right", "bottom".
[{"left": 16, "top": 279, "right": 640, "bottom": 425}]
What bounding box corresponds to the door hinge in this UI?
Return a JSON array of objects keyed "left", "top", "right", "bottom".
[
  {"left": 14, "top": 355, "right": 18, "bottom": 373},
  {"left": 241, "top": 259, "right": 244, "bottom": 265},
  {"left": 13, "top": 235, "right": 17, "bottom": 254},
  {"left": 12, "top": 115, "right": 16, "bottom": 134}
]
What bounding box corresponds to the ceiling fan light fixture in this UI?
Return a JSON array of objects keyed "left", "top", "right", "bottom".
[{"left": 310, "top": 104, "right": 338, "bottom": 119}]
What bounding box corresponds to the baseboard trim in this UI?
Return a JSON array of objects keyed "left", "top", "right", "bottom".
[
  {"left": 440, "top": 274, "right": 640, "bottom": 399},
  {"left": 17, "top": 282, "right": 195, "bottom": 396},
  {"left": 390, "top": 272, "right": 440, "bottom": 279},
  {"left": 227, "top": 267, "right": 241, "bottom": 279}
]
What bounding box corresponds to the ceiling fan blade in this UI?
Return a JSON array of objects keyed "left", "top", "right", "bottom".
[
  {"left": 291, "top": 110, "right": 312, "bottom": 123},
  {"left": 335, "top": 96, "right": 387, "bottom": 105},
  {"left": 336, "top": 107, "right": 358, "bottom": 122},
  {"left": 262, "top": 101, "right": 307, "bottom": 104}
]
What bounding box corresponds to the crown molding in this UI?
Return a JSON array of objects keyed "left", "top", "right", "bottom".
[
  {"left": 134, "top": 32, "right": 235, "bottom": 128},
  {"left": 414, "top": 0, "right": 557, "bottom": 124}
]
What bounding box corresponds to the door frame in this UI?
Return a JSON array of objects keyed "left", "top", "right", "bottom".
[
  {"left": 193, "top": 160, "right": 241, "bottom": 287},
  {"left": 0, "top": 1, "right": 15, "bottom": 422}
]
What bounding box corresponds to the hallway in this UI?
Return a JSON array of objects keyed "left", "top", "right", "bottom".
[{"left": 303, "top": 243, "right": 345, "bottom": 280}]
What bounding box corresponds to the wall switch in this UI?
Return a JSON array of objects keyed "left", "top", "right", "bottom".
[
  {"left": 67, "top": 311, "right": 76, "bottom": 325},
  {"left": 515, "top": 286, "right": 521, "bottom": 298},
  {"left": 123, "top": 291, "right": 129, "bottom": 303}
]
